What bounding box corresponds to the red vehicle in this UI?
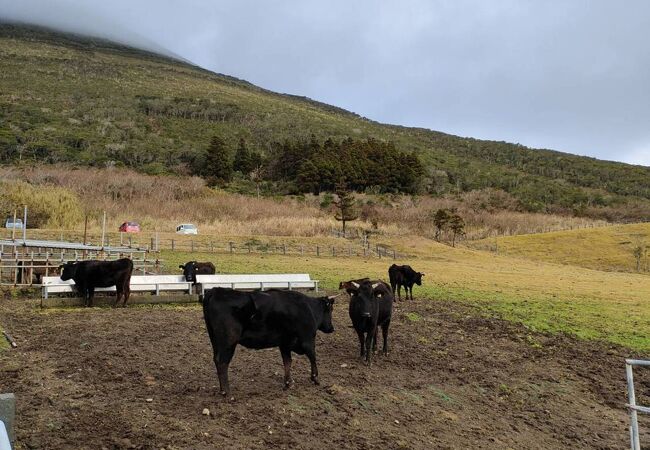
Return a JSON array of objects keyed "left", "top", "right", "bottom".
[{"left": 119, "top": 221, "right": 141, "bottom": 233}]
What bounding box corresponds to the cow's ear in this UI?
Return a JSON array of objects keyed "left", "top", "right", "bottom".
[
  {"left": 371, "top": 282, "right": 380, "bottom": 289},
  {"left": 179, "top": 265, "right": 184, "bottom": 269}
]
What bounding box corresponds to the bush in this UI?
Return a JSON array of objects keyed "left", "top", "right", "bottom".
[{"left": 0, "top": 180, "right": 84, "bottom": 228}]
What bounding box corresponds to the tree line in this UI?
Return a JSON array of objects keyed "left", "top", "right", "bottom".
[{"left": 194, "top": 134, "right": 425, "bottom": 195}]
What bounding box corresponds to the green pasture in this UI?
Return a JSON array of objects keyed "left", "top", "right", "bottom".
[{"left": 163, "top": 241, "right": 650, "bottom": 352}]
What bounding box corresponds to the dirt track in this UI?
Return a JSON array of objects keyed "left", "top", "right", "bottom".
[{"left": 0, "top": 295, "right": 645, "bottom": 449}]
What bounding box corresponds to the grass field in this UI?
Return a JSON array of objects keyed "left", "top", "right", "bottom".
[
  {"left": 162, "top": 234, "right": 650, "bottom": 352},
  {"left": 467, "top": 222, "right": 650, "bottom": 273}
]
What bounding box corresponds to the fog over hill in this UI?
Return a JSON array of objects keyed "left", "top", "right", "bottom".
[{"left": 1, "top": 0, "right": 649, "bottom": 167}]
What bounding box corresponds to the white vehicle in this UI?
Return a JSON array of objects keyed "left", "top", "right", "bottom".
[
  {"left": 5, "top": 217, "right": 23, "bottom": 229},
  {"left": 176, "top": 223, "right": 198, "bottom": 235}
]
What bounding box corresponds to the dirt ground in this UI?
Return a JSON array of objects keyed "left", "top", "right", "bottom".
[{"left": 0, "top": 294, "right": 647, "bottom": 450}]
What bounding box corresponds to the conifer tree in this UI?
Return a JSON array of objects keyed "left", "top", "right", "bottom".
[
  {"left": 204, "top": 135, "right": 233, "bottom": 186},
  {"left": 448, "top": 213, "right": 465, "bottom": 247},
  {"left": 333, "top": 179, "right": 358, "bottom": 234},
  {"left": 233, "top": 138, "right": 253, "bottom": 174},
  {"left": 432, "top": 208, "right": 450, "bottom": 242}
]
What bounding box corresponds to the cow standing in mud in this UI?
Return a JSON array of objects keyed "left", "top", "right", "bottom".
[
  {"left": 347, "top": 279, "right": 394, "bottom": 365},
  {"left": 59, "top": 258, "right": 133, "bottom": 307},
  {"left": 388, "top": 264, "right": 424, "bottom": 300},
  {"left": 202, "top": 287, "right": 337, "bottom": 397}
]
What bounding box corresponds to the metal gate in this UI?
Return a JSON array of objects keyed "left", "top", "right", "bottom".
[{"left": 626, "top": 359, "right": 650, "bottom": 450}]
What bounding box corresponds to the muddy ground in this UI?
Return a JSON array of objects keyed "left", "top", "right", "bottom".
[{"left": 0, "top": 295, "right": 647, "bottom": 449}]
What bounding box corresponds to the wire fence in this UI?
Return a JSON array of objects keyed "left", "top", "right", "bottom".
[
  {"left": 155, "top": 238, "right": 402, "bottom": 259},
  {"left": 2, "top": 229, "right": 406, "bottom": 260}
]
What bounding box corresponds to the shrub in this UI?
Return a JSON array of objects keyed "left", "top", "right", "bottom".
[{"left": 0, "top": 180, "right": 83, "bottom": 228}]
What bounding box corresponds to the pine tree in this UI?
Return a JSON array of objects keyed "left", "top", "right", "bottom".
[
  {"left": 233, "top": 138, "right": 256, "bottom": 175},
  {"left": 333, "top": 179, "right": 358, "bottom": 234},
  {"left": 448, "top": 213, "right": 465, "bottom": 247},
  {"left": 204, "top": 135, "right": 233, "bottom": 186},
  {"left": 432, "top": 208, "right": 450, "bottom": 242}
]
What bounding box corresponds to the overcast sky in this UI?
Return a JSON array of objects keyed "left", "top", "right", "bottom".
[{"left": 2, "top": 0, "right": 650, "bottom": 166}]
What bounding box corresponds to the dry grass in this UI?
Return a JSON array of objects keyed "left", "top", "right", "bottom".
[
  {"left": 368, "top": 193, "right": 607, "bottom": 240},
  {"left": 0, "top": 166, "right": 607, "bottom": 239},
  {"left": 466, "top": 222, "right": 650, "bottom": 273}
]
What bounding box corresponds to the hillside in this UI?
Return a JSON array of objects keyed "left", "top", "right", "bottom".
[
  {"left": 1, "top": 23, "right": 650, "bottom": 220},
  {"left": 467, "top": 222, "right": 650, "bottom": 273}
]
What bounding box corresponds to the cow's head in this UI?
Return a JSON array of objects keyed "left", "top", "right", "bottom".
[
  {"left": 348, "top": 280, "right": 382, "bottom": 319},
  {"left": 318, "top": 295, "right": 338, "bottom": 333},
  {"left": 415, "top": 272, "right": 424, "bottom": 285},
  {"left": 180, "top": 261, "right": 198, "bottom": 282},
  {"left": 59, "top": 262, "right": 78, "bottom": 281}
]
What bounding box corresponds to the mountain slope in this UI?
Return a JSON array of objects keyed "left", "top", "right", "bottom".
[{"left": 1, "top": 23, "right": 649, "bottom": 219}]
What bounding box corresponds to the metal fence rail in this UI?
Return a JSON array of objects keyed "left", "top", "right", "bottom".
[
  {"left": 626, "top": 359, "right": 650, "bottom": 450},
  {"left": 0, "top": 240, "right": 159, "bottom": 286}
]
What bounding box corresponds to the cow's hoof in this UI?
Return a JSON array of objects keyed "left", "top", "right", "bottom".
[
  {"left": 283, "top": 380, "right": 293, "bottom": 390},
  {"left": 311, "top": 377, "right": 320, "bottom": 385}
]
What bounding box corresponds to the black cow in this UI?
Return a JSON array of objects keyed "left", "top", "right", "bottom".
[
  {"left": 203, "top": 288, "right": 337, "bottom": 397},
  {"left": 388, "top": 264, "right": 424, "bottom": 300},
  {"left": 179, "top": 261, "right": 216, "bottom": 283},
  {"left": 339, "top": 278, "right": 390, "bottom": 294},
  {"left": 59, "top": 258, "right": 134, "bottom": 307},
  {"left": 347, "top": 279, "right": 393, "bottom": 365}
]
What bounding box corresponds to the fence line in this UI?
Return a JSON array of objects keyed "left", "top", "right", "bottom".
[
  {"left": 0, "top": 246, "right": 160, "bottom": 286},
  {"left": 2, "top": 230, "right": 406, "bottom": 261},
  {"left": 155, "top": 238, "right": 403, "bottom": 260}
]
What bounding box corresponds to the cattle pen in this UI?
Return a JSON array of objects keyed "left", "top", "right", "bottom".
[{"left": 0, "top": 238, "right": 159, "bottom": 286}]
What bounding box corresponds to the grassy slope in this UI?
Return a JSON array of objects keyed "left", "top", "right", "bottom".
[
  {"left": 161, "top": 235, "right": 650, "bottom": 352},
  {"left": 1, "top": 24, "right": 650, "bottom": 215},
  {"left": 466, "top": 222, "right": 650, "bottom": 273}
]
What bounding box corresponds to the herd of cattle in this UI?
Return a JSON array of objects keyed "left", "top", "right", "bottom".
[{"left": 54, "top": 258, "right": 424, "bottom": 396}]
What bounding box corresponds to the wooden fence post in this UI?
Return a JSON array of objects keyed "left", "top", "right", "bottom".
[
  {"left": 191, "top": 240, "right": 194, "bottom": 252},
  {"left": 229, "top": 242, "right": 234, "bottom": 254},
  {"left": 171, "top": 239, "right": 175, "bottom": 251},
  {"left": 316, "top": 246, "right": 320, "bottom": 257}
]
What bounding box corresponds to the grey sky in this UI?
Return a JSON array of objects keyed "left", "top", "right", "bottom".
[{"left": 2, "top": 0, "right": 650, "bottom": 166}]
